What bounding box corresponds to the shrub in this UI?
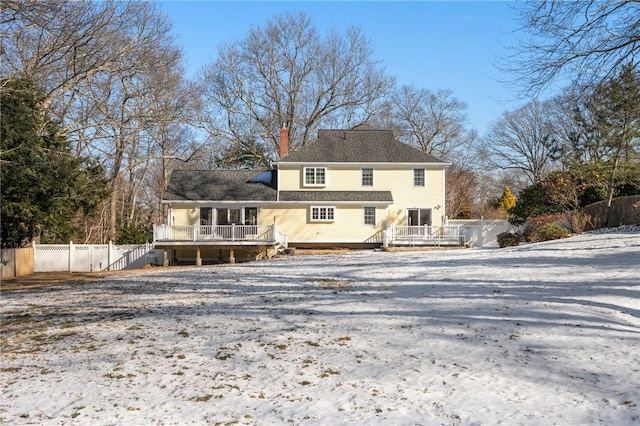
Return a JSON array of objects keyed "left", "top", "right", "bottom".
[
  {"left": 568, "top": 210, "right": 588, "bottom": 234},
  {"left": 497, "top": 232, "right": 520, "bottom": 248},
  {"left": 536, "top": 223, "right": 569, "bottom": 241},
  {"left": 522, "top": 213, "right": 569, "bottom": 242}
]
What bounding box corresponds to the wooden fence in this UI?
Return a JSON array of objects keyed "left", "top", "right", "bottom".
[
  {"left": 1, "top": 247, "right": 34, "bottom": 278},
  {"left": 583, "top": 195, "right": 640, "bottom": 231}
]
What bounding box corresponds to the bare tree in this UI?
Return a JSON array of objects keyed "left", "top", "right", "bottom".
[
  {"left": 2, "top": 1, "right": 156, "bottom": 128},
  {"left": 503, "top": 0, "right": 640, "bottom": 97},
  {"left": 389, "top": 85, "right": 478, "bottom": 163},
  {"left": 2, "top": 0, "right": 197, "bottom": 241},
  {"left": 483, "top": 100, "right": 560, "bottom": 185},
  {"left": 445, "top": 164, "right": 481, "bottom": 219},
  {"left": 142, "top": 51, "right": 201, "bottom": 225},
  {"left": 198, "top": 12, "right": 394, "bottom": 164}
]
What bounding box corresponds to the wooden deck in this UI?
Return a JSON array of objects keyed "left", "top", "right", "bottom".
[{"left": 153, "top": 224, "right": 287, "bottom": 265}]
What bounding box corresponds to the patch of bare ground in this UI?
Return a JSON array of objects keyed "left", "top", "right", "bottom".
[
  {"left": 1, "top": 272, "right": 119, "bottom": 292},
  {"left": 287, "top": 248, "right": 354, "bottom": 256},
  {"left": 0, "top": 265, "right": 161, "bottom": 292}
]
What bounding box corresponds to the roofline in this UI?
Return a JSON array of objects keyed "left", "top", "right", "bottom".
[
  {"left": 162, "top": 200, "right": 276, "bottom": 205},
  {"left": 273, "top": 201, "right": 392, "bottom": 206},
  {"left": 163, "top": 200, "right": 392, "bottom": 206},
  {"left": 274, "top": 161, "right": 451, "bottom": 167}
]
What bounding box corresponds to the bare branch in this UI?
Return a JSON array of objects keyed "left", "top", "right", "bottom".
[{"left": 500, "top": 0, "right": 640, "bottom": 98}]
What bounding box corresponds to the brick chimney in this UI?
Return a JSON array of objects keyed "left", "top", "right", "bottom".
[{"left": 279, "top": 126, "right": 289, "bottom": 158}]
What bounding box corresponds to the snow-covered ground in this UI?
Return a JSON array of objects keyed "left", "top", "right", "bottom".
[{"left": 1, "top": 227, "right": 639, "bottom": 425}]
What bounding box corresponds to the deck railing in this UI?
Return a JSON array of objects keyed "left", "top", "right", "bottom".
[
  {"left": 153, "top": 224, "right": 287, "bottom": 247},
  {"left": 384, "top": 225, "right": 464, "bottom": 246}
]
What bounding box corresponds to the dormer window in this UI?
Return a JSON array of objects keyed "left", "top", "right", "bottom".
[{"left": 304, "top": 167, "right": 326, "bottom": 186}]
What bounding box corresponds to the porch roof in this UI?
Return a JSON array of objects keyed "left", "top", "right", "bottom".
[
  {"left": 164, "top": 169, "right": 276, "bottom": 202},
  {"left": 279, "top": 190, "right": 393, "bottom": 203}
]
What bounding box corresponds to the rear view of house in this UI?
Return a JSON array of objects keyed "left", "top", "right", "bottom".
[{"left": 155, "top": 124, "right": 452, "bottom": 265}]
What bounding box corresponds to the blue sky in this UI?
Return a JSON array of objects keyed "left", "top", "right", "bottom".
[{"left": 159, "top": 1, "right": 523, "bottom": 136}]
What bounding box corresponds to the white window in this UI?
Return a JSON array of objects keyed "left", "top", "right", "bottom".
[
  {"left": 304, "top": 167, "right": 326, "bottom": 186},
  {"left": 363, "top": 207, "right": 376, "bottom": 225},
  {"left": 414, "top": 168, "right": 425, "bottom": 186},
  {"left": 361, "top": 168, "right": 373, "bottom": 186},
  {"left": 310, "top": 206, "right": 335, "bottom": 222}
]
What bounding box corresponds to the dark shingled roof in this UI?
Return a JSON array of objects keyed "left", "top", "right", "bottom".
[
  {"left": 279, "top": 191, "right": 393, "bottom": 203},
  {"left": 279, "top": 124, "right": 446, "bottom": 164},
  {"left": 164, "top": 170, "right": 277, "bottom": 202}
]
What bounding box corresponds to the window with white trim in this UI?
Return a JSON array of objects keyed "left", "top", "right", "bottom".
[
  {"left": 304, "top": 167, "right": 326, "bottom": 186},
  {"left": 363, "top": 207, "right": 376, "bottom": 225},
  {"left": 361, "top": 168, "right": 373, "bottom": 186},
  {"left": 414, "top": 168, "right": 425, "bottom": 186},
  {"left": 310, "top": 206, "right": 335, "bottom": 222}
]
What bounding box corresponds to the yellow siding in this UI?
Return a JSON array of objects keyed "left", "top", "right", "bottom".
[
  {"left": 278, "top": 168, "right": 303, "bottom": 190},
  {"left": 260, "top": 205, "right": 386, "bottom": 243},
  {"left": 171, "top": 206, "right": 199, "bottom": 226},
  {"left": 278, "top": 165, "right": 446, "bottom": 227},
  {"left": 279, "top": 165, "right": 443, "bottom": 191},
  {"left": 380, "top": 168, "right": 445, "bottom": 227}
]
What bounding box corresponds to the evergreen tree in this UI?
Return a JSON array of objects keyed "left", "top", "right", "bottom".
[
  {"left": 569, "top": 65, "right": 640, "bottom": 206},
  {"left": 510, "top": 184, "right": 564, "bottom": 226},
  {"left": 1, "top": 79, "right": 106, "bottom": 247}
]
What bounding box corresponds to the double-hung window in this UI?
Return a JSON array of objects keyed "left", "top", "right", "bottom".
[
  {"left": 363, "top": 207, "right": 376, "bottom": 225},
  {"left": 310, "top": 206, "right": 335, "bottom": 222},
  {"left": 414, "top": 168, "right": 426, "bottom": 186},
  {"left": 361, "top": 168, "right": 373, "bottom": 187},
  {"left": 304, "top": 167, "right": 326, "bottom": 186}
]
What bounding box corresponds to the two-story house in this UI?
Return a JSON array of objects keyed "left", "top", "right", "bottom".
[{"left": 154, "top": 124, "right": 452, "bottom": 265}]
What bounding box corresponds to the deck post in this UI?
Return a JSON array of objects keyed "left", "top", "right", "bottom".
[
  {"left": 163, "top": 249, "right": 169, "bottom": 267},
  {"left": 229, "top": 248, "right": 236, "bottom": 264},
  {"left": 196, "top": 247, "right": 202, "bottom": 266}
]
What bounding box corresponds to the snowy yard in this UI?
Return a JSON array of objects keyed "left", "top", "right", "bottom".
[{"left": 1, "top": 227, "right": 639, "bottom": 425}]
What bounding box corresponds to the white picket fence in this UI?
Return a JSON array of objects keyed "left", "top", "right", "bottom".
[
  {"left": 33, "top": 242, "right": 161, "bottom": 272},
  {"left": 445, "top": 218, "right": 512, "bottom": 247}
]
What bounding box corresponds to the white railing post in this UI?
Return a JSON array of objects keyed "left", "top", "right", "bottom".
[
  {"left": 108, "top": 241, "right": 113, "bottom": 271},
  {"left": 32, "top": 241, "right": 36, "bottom": 273},
  {"left": 231, "top": 224, "right": 235, "bottom": 241},
  {"left": 68, "top": 241, "right": 73, "bottom": 272}
]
